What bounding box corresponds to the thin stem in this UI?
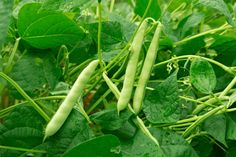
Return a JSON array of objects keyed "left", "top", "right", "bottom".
[
  {"left": 154, "top": 55, "right": 235, "bottom": 75},
  {"left": 0, "top": 145, "right": 46, "bottom": 153},
  {"left": 192, "top": 97, "right": 228, "bottom": 115},
  {"left": 4, "top": 38, "right": 21, "bottom": 74},
  {"left": 97, "top": 1, "right": 103, "bottom": 69},
  {"left": 185, "top": 131, "right": 208, "bottom": 142},
  {"left": 86, "top": 89, "right": 111, "bottom": 114},
  {"left": 198, "top": 89, "right": 236, "bottom": 101},
  {"left": 0, "top": 72, "right": 50, "bottom": 122},
  {"left": 219, "top": 76, "right": 236, "bottom": 98},
  {"left": 226, "top": 108, "right": 236, "bottom": 113},
  {"left": 75, "top": 98, "right": 92, "bottom": 124},
  {"left": 140, "top": 0, "right": 153, "bottom": 21},
  {"left": 69, "top": 59, "right": 92, "bottom": 76},
  {"left": 109, "top": 0, "right": 115, "bottom": 12},
  {"left": 183, "top": 105, "right": 225, "bottom": 138},
  {"left": 169, "top": 122, "right": 193, "bottom": 129},
  {"left": 175, "top": 24, "right": 232, "bottom": 46}
]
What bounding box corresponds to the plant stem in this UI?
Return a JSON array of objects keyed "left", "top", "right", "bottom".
[
  {"left": 97, "top": 1, "right": 103, "bottom": 69},
  {"left": 154, "top": 55, "right": 235, "bottom": 75},
  {"left": 183, "top": 105, "right": 225, "bottom": 138},
  {"left": 109, "top": 0, "right": 115, "bottom": 12},
  {"left": 192, "top": 97, "right": 228, "bottom": 115},
  {"left": 0, "top": 72, "right": 50, "bottom": 122},
  {"left": 86, "top": 89, "right": 111, "bottom": 114},
  {"left": 0, "top": 145, "right": 46, "bottom": 153},
  {"left": 219, "top": 76, "right": 236, "bottom": 98},
  {"left": 69, "top": 59, "right": 92, "bottom": 76},
  {"left": 4, "top": 37, "right": 21, "bottom": 74},
  {"left": 174, "top": 24, "right": 232, "bottom": 46}
]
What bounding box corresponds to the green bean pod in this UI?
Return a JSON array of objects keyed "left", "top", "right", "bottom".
[
  {"left": 117, "top": 20, "right": 148, "bottom": 113},
  {"left": 44, "top": 60, "right": 99, "bottom": 140},
  {"left": 133, "top": 22, "right": 162, "bottom": 114}
]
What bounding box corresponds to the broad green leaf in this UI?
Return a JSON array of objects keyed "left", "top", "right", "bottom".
[
  {"left": 226, "top": 147, "right": 236, "bottom": 157},
  {"left": 0, "top": 105, "right": 45, "bottom": 157},
  {"left": 226, "top": 112, "right": 236, "bottom": 140},
  {"left": 63, "top": 135, "right": 121, "bottom": 157},
  {"left": 199, "top": 0, "right": 234, "bottom": 25},
  {"left": 151, "top": 129, "right": 199, "bottom": 157},
  {"left": 180, "top": 13, "right": 205, "bottom": 38},
  {"left": 44, "top": 109, "right": 93, "bottom": 157},
  {"left": 109, "top": 13, "right": 136, "bottom": 42},
  {"left": 121, "top": 130, "right": 165, "bottom": 157},
  {"left": 0, "top": 0, "right": 13, "bottom": 46},
  {"left": 210, "top": 35, "right": 236, "bottom": 66},
  {"left": 173, "top": 37, "right": 205, "bottom": 55},
  {"left": 191, "top": 137, "right": 213, "bottom": 157},
  {"left": 203, "top": 114, "right": 227, "bottom": 147},
  {"left": 17, "top": 3, "right": 85, "bottom": 49},
  {"left": 10, "top": 52, "right": 61, "bottom": 96},
  {"left": 190, "top": 58, "right": 216, "bottom": 94},
  {"left": 143, "top": 70, "right": 181, "bottom": 124},
  {"left": 69, "top": 35, "right": 96, "bottom": 63},
  {"left": 210, "top": 35, "right": 236, "bottom": 55},
  {"left": 88, "top": 21, "right": 124, "bottom": 51},
  {"left": 134, "top": 0, "right": 161, "bottom": 20},
  {"left": 91, "top": 109, "right": 132, "bottom": 130},
  {"left": 40, "top": 0, "right": 94, "bottom": 12}
]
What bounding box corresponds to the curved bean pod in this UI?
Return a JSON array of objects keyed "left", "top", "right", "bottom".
[{"left": 44, "top": 60, "right": 99, "bottom": 140}]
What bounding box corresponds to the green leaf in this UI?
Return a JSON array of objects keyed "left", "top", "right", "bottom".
[
  {"left": 173, "top": 37, "right": 205, "bottom": 55},
  {"left": 40, "top": 0, "right": 94, "bottom": 12},
  {"left": 191, "top": 137, "right": 213, "bottom": 157},
  {"left": 210, "top": 35, "right": 236, "bottom": 55},
  {"left": 88, "top": 21, "right": 124, "bottom": 51},
  {"left": 44, "top": 109, "right": 93, "bottom": 157},
  {"left": 151, "top": 129, "right": 199, "bottom": 157},
  {"left": 203, "top": 114, "right": 227, "bottom": 147},
  {"left": 109, "top": 9, "right": 136, "bottom": 41},
  {"left": 226, "top": 112, "right": 236, "bottom": 140},
  {"left": 63, "top": 135, "right": 121, "bottom": 157},
  {"left": 210, "top": 35, "right": 236, "bottom": 66},
  {"left": 10, "top": 52, "right": 61, "bottom": 96},
  {"left": 17, "top": 3, "right": 85, "bottom": 49},
  {"left": 199, "top": 0, "right": 234, "bottom": 25},
  {"left": 190, "top": 58, "right": 216, "bottom": 94},
  {"left": 143, "top": 70, "right": 181, "bottom": 124},
  {"left": 121, "top": 130, "right": 165, "bottom": 157},
  {"left": 134, "top": 0, "right": 161, "bottom": 20},
  {"left": 91, "top": 109, "right": 132, "bottom": 130},
  {"left": 0, "top": 0, "right": 13, "bottom": 46},
  {"left": 68, "top": 35, "right": 96, "bottom": 63},
  {"left": 226, "top": 147, "right": 236, "bottom": 157},
  {"left": 180, "top": 13, "right": 205, "bottom": 38},
  {"left": 0, "top": 105, "right": 45, "bottom": 157}
]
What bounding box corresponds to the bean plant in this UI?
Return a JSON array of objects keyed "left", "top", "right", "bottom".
[{"left": 0, "top": 0, "right": 236, "bottom": 157}]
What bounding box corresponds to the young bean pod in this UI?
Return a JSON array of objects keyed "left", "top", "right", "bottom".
[
  {"left": 133, "top": 22, "right": 162, "bottom": 114},
  {"left": 44, "top": 60, "right": 99, "bottom": 140},
  {"left": 117, "top": 20, "right": 148, "bottom": 114}
]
